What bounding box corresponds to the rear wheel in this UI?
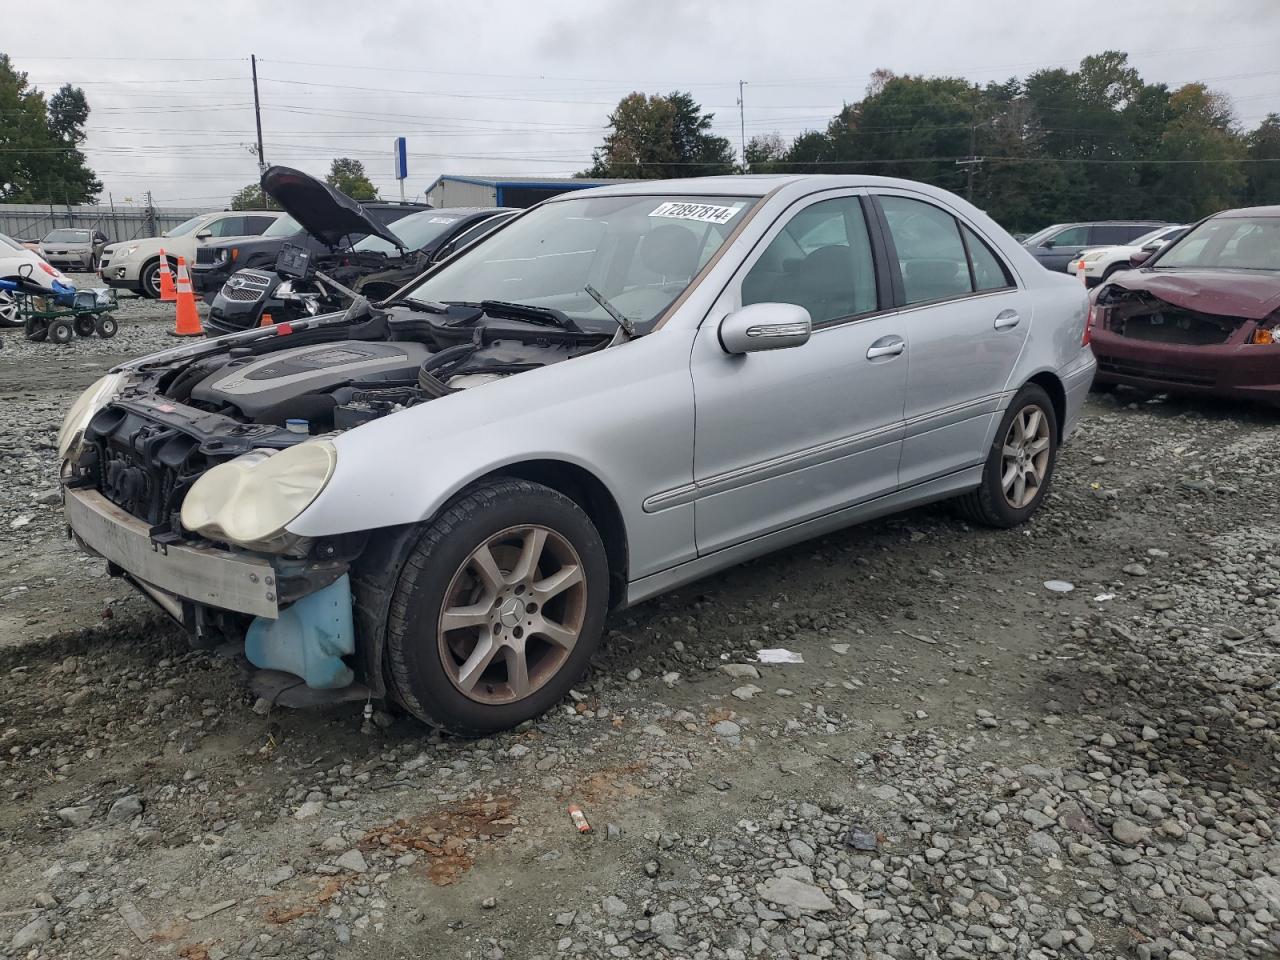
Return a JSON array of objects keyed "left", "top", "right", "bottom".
[
  {"left": 73, "top": 314, "right": 96, "bottom": 337},
  {"left": 381, "top": 478, "right": 609, "bottom": 736},
  {"left": 24, "top": 318, "right": 48, "bottom": 342},
  {"left": 959, "top": 383, "right": 1058, "bottom": 528}
]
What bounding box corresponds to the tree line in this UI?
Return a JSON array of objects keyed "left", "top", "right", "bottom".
[{"left": 584, "top": 51, "right": 1280, "bottom": 232}]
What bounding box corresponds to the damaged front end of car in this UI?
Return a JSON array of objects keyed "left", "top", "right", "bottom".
[
  {"left": 60, "top": 300, "right": 614, "bottom": 704},
  {"left": 1089, "top": 277, "right": 1280, "bottom": 401}
]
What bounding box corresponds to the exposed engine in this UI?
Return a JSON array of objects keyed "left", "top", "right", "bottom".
[
  {"left": 72, "top": 302, "right": 613, "bottom": 540},
  {"left": 1094, "top": 286, "right": 1243, "bottom": 346}
]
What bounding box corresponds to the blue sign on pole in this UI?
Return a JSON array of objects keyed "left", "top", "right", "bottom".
[{"left": 393, "top": 137, "right": 408, "bottom": 180}]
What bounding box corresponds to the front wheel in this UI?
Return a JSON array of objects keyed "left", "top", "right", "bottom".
[
  {"left": 959, "top": 383, "right": 1059, "bottom": 528},
  {"left": 0, "top": 289, "right": 19, "bottom": 328},
  {"left": 139, "top": 258, "right": 171, "bottom": 299},
  {"left": 381, "top": 478, "right": 610, "bottom": 736}
]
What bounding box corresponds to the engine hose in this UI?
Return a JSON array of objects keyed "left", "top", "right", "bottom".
[{"left": 417, "top": 342, "right": 477, "bottom": 395}]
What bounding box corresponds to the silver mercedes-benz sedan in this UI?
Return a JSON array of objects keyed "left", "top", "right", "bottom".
[{"left": 58, "top": 175, "right": 1095, "bottom": 734}]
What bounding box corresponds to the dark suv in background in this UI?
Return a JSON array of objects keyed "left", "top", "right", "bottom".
[
  {"left": 191, "top": 199, "right": 433, "bottom": 301},
  {"left": 1022, "top": 221, "right": 1167, "bottom": 272}
]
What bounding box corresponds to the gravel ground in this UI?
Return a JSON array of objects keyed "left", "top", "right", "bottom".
[{"left": 0, "top": 294, "right": 1276, "bottom": 960}]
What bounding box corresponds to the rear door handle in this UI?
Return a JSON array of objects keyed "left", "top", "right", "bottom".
[
  {"left": 994, "top": 309, "right": 1021, "bottom": 331},
  {"left": 866, "top": 336, "right": 905, "bottom": 360}
]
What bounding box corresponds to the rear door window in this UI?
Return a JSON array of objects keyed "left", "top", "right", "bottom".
[
  {"left": 241, "top": 216, "right": 277, "bottom": 235},
  {"left": 879, "top": 196, "right": 972, "bottom": 304},
  {"left": 1047, "top": 225, "right": 1089, "bottom": 247},
  {"left": 962, "top": 225, "right": 1013, "bottom": 291}
]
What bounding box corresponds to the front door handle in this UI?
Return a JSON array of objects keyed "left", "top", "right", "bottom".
[
  {"left": 866, "top": 336, "right": 905, "bottom": 360},
  {"left": 994, "top": 309, "right": 1021, "bottom": 331}
]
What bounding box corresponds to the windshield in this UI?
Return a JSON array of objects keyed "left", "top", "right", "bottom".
[
  {"left": 1129, "top": 226, "right": 1179, "bottom": 247},
  {"left": 261, "top": 214, "right": 301, "bottom": 238},
  {"left": 164, "top": 215, "right": 211, "bottom": 238},
  {"left": 1022, "top": 224, "right": 1065, "bottom": 246},
  {"left": 44, "top": 229, "right": 90, "bottom": 243},
  {"left": 1154, "top": 216, "right": 1280, "bottom": 271},
  {"left": 355, "top": 211, "right": 468, "bottom": 254},
  {"left": 402, "top": 194, "right": 756, "bottom": 331}
]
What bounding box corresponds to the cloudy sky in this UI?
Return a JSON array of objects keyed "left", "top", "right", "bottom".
[{"left": 5, "top": 0, "right": 1278, "bottom": 209}]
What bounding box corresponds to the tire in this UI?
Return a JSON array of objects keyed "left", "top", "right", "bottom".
[
  {"left": 24, "top": 319, "right": 48, "bottom": 342},
  {"left": 0, "top": 289, "right": 19, "bottom": 328},
  {"left": 94, "top": 315, "right": 118, "bottom": 339},
  {"left": 73, "top": 314, "right": 96, "bottom": 338},
  {"left": 139, "top": 258, "right": 170, "bottom": 299},
  {"left": 380, "top": 478, "right": 609, "bottom": 736},
  {"left": 1099, "top": 262, "right": 1124, "bottom": 283},
  {"left": 47, "top": 317, "right": 75, "bottom": 345},
  {"left": 958, "top": 383, "right": 1059, "bottom": 528}
]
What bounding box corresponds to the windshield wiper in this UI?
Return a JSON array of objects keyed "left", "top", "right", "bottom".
[
  {"left": 584, "top": 284, "right": 635, "bottom": 337},
  {"left": 479, "top": 299, "right": 578, "bottom": 330},
  {"left": 402, "top": 295, "right": 450, "bottom": 314}
]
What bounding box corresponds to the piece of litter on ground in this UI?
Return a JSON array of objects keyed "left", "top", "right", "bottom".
[
  {"left": 1043, "top": 580, "right": 1075, "bottom": 593},
  {"left": 844, "top": 826, "right": 879, "bottom": 851},
  {"left": 9, "top": 516, "right": 32, "bottom": 529},
  {"left": 1093, "top": 593, "right": 1116, "bottom": 602},
  {"left": 757, "top": 648, "right": 803, "bottom": 664},
  {"left": 118, "top": 901, "right": 154, "bottom": 943},
  {"left": 185, "top": 899, "right": 238, "bottom": 922}
]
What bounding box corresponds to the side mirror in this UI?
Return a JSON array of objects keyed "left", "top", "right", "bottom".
[
  {"left": 718, "top": 302, "right": 812, "bottom": 354},
  {"left": 195, "top": 229, "right": 213, "bottom": 240},
  {"left": 1129, "top": 249, "right": 1155, "bottom": 267}
]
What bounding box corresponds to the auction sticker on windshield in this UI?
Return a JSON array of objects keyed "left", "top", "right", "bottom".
[{"left": 649, "top": 201, "right": 742, "bottom": 225}]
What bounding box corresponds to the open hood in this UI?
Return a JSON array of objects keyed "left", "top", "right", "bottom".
[
  {"left": 1105, "top": 269, "right": 1280, "bottom": 321},
  {"left": 261, "top": 166, "right": 404, "bottom": 252}
]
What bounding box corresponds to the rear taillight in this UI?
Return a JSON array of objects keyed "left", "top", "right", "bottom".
[{"left": 38, "top": 261, "right": 57, "bottom": 276}]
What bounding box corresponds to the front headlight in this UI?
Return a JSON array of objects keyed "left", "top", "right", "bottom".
[
  {"left": 180, "top": 441, "right": 336, "bottom": 550},
  {"left": 58, "top": 373, "right": 124, "bottom": 461},
  {"left": 1081, "top": 252, "right": 1105, "bottom": 263}
]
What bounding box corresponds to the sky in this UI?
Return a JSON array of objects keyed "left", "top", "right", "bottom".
[{"left": 4, "top": 0, "right": 1278, "bottom": 210}]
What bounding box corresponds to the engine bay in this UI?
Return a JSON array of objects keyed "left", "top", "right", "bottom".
[{"left": 156, "top": 303, "right": 611, "bottom": 434}]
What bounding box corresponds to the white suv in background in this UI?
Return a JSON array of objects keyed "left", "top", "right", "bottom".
[
  {"left": 99, "top": 210, "right": 284, "bottom": 299},
  {"left": 1071, "top": 224, "right": 1188, "bottom": 287}
]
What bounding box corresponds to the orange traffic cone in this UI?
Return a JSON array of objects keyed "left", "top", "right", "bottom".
[
  {"left": 170, "top": 257, "right": 203, "bottom": 337},
  {"left": 157, "top": 248, "right": 177, "bottom": 302}
]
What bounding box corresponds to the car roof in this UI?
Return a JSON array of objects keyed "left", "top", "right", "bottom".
[{"left": 1213, "top": 205, "right": 1280, "bottom": 219}]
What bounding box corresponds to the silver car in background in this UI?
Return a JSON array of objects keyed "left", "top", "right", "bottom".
[
  {"left": 59, "top": 175, "right": 1094, "bottom": 735},
  {"left": 39, "top": 227, "right": 109, "bottom": 271}
]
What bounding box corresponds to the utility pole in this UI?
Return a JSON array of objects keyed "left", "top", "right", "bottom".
[
  {"left": 956, "top": 83, "right": 983, "bottom": 202},
  {"left": 145, "top": 190, "right": 156, "bottom": 236},
  {"left": 251, "top": 54, "right": 266, "bottom": 172},
  {"left": 737, "top": 80, "right": 747, "bottom": 173}
]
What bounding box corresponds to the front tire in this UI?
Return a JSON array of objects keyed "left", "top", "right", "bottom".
[
  {"left": 959, "top": 383, "right": 1058, "bottom": 528},
  {"left": 139, "top": 258, "right": 171, "bottom": 299},
  {"left": 382, "top": 478, "right": 609, "bottom": 736},
  {"left": 0, "top": 289, "right": 19, "bottom": 328}
]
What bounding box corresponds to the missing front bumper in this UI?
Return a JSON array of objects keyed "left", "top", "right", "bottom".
[{"left": 64, "top": 486, "right": 280, "bottom": 619}]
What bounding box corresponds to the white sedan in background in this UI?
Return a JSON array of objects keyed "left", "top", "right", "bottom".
[{"left": 1071, "top": 224, "right": 1188, "bottom": 287}]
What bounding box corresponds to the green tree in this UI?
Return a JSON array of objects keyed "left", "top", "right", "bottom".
[
  {"left": 230, "top": 182, "right": 270, "bottom": 210},
  {"left": 325, "top": 158, "right": 378, "bottom": 200},
  {"left": 586, "top": 91, "right": 734, "bottom": 179},
  {"left": 1149, "top": 83, "right": 1245, "bottom": 221},
  {"left": 44, "top": 83, "right": 101, "bottom": 203},
  {"left": 744, "top": 133, "right": 787, "bottom": 173},
  {"left": 1244, "top": 113, "right": 1280, "bottom": 206},
  {"left": 0, "top": 55, "right": 65, "bottom": 202}
]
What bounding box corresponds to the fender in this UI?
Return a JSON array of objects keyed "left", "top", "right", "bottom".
[{"left": 287, "top": 326, "right": 701, "bottom": 580}]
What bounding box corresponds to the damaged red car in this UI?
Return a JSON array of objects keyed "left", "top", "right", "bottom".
[{"left": 1088, "top": 206, "right": 1280, "bottom": 403}]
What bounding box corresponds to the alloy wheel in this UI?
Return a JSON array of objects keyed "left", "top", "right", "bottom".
[
  {"left": 0, "top": 290, "right": 16, "bottom": 326},
  {"left": 1000, "top": 404, "right": 1051, "bottom": 509},
  {"left": 437, "top": 524, "right": 587, "bottom": 705}
]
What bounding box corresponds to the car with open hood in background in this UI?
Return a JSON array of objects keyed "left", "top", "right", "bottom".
[
  {"left": 0, "top": 232, "right": 75, "bottom": 327},
  {"left": 57, "top": 174, "right": 1093, "bottom": 735},
  {"left": 1089, "top": 206, "right": 1280, "bottom": 403},
  {"left": 204, "top": 166, "right": 515, "bottom": 336},
  {"left": 191, "top": 199, "right": 433, "bottom": 301},
  {"left": 1071, "top": 224, "right": 1188, "bottom": 287},
  {"left": 98, "top": 210, "right": 287, "bottom": 299}
]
